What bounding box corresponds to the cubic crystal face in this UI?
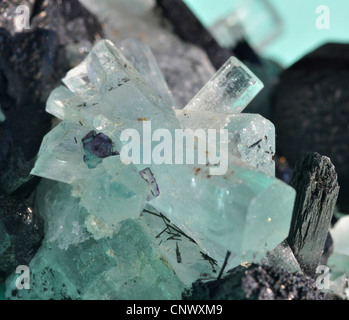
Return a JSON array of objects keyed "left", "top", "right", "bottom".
[{"left": 25, "top": 38, "right": 296, "bottom": 299}]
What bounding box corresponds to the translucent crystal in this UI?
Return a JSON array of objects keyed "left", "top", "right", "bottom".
[
  {"left": 184, "top": 57, "right": 264, "bottom": 113},
  {"left": 5, "top": 219, "right": 185, "bottom": 300},
  {"left": 31, "top": 121, "right": 151, "bottom": 225},
  {"left": 176, "top": 110, "right": 275, "bottom": 176},
  {"left": 30, "top": 39, "right": 295, "bottom": 289},
  {"left": 5, "top": 181, "right": 218, "bottom": 299},
  {"left": 140, "top": 205, "right": 218, "bottom": 286},
  {"left": 77, "top": 157, "right": 150, "bottom": 225},
  {"left": 46, "top": 39, "right": 179, "bottom": 146},
  {"left": 261, "top": 240, "right": 302, "bottom": 273},
  {"left": 31, "top": 121, "right": 95, "bottom": 184},
  {"left": 35, "top": 180, "right": 91, "bottom": 250},
  {"left": 209, "top": 0, "right": 282, "bottom": 52},
  {"left": 327, "top": 274, "right": 348, "bottom": 299},
  {"left": 80, "top": 0, "right": 216, "bottom": 107},
  {"left": 118, "top": 39, "right": 177, "bottom": 109},
  {"left": 150, "top": 157, "right": 295, "bottom": 267}
]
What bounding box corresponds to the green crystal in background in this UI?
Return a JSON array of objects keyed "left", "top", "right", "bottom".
[
  {"left": 5, "top": 38, "right": 296, "bottom": 299},
  {"left": 329, "top": 216, "right": 349, "bottom": 279}
]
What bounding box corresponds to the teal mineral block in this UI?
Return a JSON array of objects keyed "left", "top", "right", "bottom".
[
  {"left": 150, "top": 158, "right": 295, "bottom": 266},
  {"left": 31, "top": 39, "right": 295, "bottom": 280},
  {"left": 14, "top": 179, "right": 217, "bottom": 300},
  {"left": 31, "top": 122, "right": 151, "bottom": 225},
  {"left": 5, "top": 218, "right": 185, "bottom": 300}
]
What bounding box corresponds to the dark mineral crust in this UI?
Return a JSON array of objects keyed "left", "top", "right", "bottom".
[
  {"left": 287, "top": 153, "right": 339, "bottom": 277},
  {"left": 183, "top": 264, "right": 325, "bottom": 300},
  {"left": 0, "top": 0, "right": 103, "bottom": 280},
  {"left": 0, "top": 195, "right": 44, "bottom": 283},
  {"left": 0, "top": 0, "right": 103, "bottom": 191},
  {"left": 273, "top": 43, "right": 349, "bottom": 208}
]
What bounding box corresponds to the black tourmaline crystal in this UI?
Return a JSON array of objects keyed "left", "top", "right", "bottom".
[{"left": 287, "top": 153, "right": 339, "bottom": 277}]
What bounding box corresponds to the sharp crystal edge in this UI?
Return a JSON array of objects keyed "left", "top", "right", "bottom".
[
  {"left": 260, "top": 240, "right": 302, "bottom": 274},
  {"left": 80, "top": 0, "right": 216, "bottom": 108},
  {"left": 209, "top": 0, "right": 283, "bottom": 52},
  {"left": 184, "top": 57, "right": 264, "bottom": 114},
  {"left": 287, "top": 152, "right": 340, "bottom": 277},
  {"left": 118, "top": 39, "right": 177, "bottom": 110},
  {"left": 26, "top": 39, "right": 296, "bottom": 299},
  {"left": 175, "top": 111, "right": 275, "bottom": 176}
]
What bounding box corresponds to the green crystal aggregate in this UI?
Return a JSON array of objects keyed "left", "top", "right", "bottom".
[{"left": 5, "top": 38, "right": 297, "bottom": 299}]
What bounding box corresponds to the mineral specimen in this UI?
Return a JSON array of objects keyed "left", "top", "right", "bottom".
[
  {"left": 260, "top": 240, "right": 302, "bottom": 274},
  {"left": 2, "top": 0, "right": 346, "bottom": 303},
  {"left": 0, "top": 0, "right": 104, "bottom": 294},
  {"left": 183, "top": 57, "right": 264, "bottom": 114},
  {"left": 28, "top": 36, "right": 295, "bottom": 298},
  {"left": 0, "top": 195, "right": 44, "bottom": 283},
  {"left": 183, "top": 264, "right": 325, "bottom": 300},
  {"left": 287, "top": 153, "right": 339, "bottom": 277},
  {"left": 154, "top": 0, "right": 281, "bottom": 121},
  {"left": 80, "top": 0, "right": 216, "bottom": 107},
  {"left": 5, "top": 180, "right": 218, "bottom": 299},
  {"left": 0, "top": 0, "right": 103, "bottom": 168},
  {"left": 118, "top": 39, "right": 177, "bottom": 110}
]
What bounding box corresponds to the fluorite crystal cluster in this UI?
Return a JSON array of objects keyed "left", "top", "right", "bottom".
[{"left": 4, "top": 34, "right": 297, "bottom": 299}]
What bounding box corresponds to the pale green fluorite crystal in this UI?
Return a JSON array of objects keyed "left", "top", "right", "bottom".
[
  {"left": 6, "top": 180, "right": 217, "bottom": 299},
  {"left": 6, "top": 219, "right": 185, "bottom": 300},
  {"left": 27, "top": 38, "right": 296, "bottom": 299}
]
